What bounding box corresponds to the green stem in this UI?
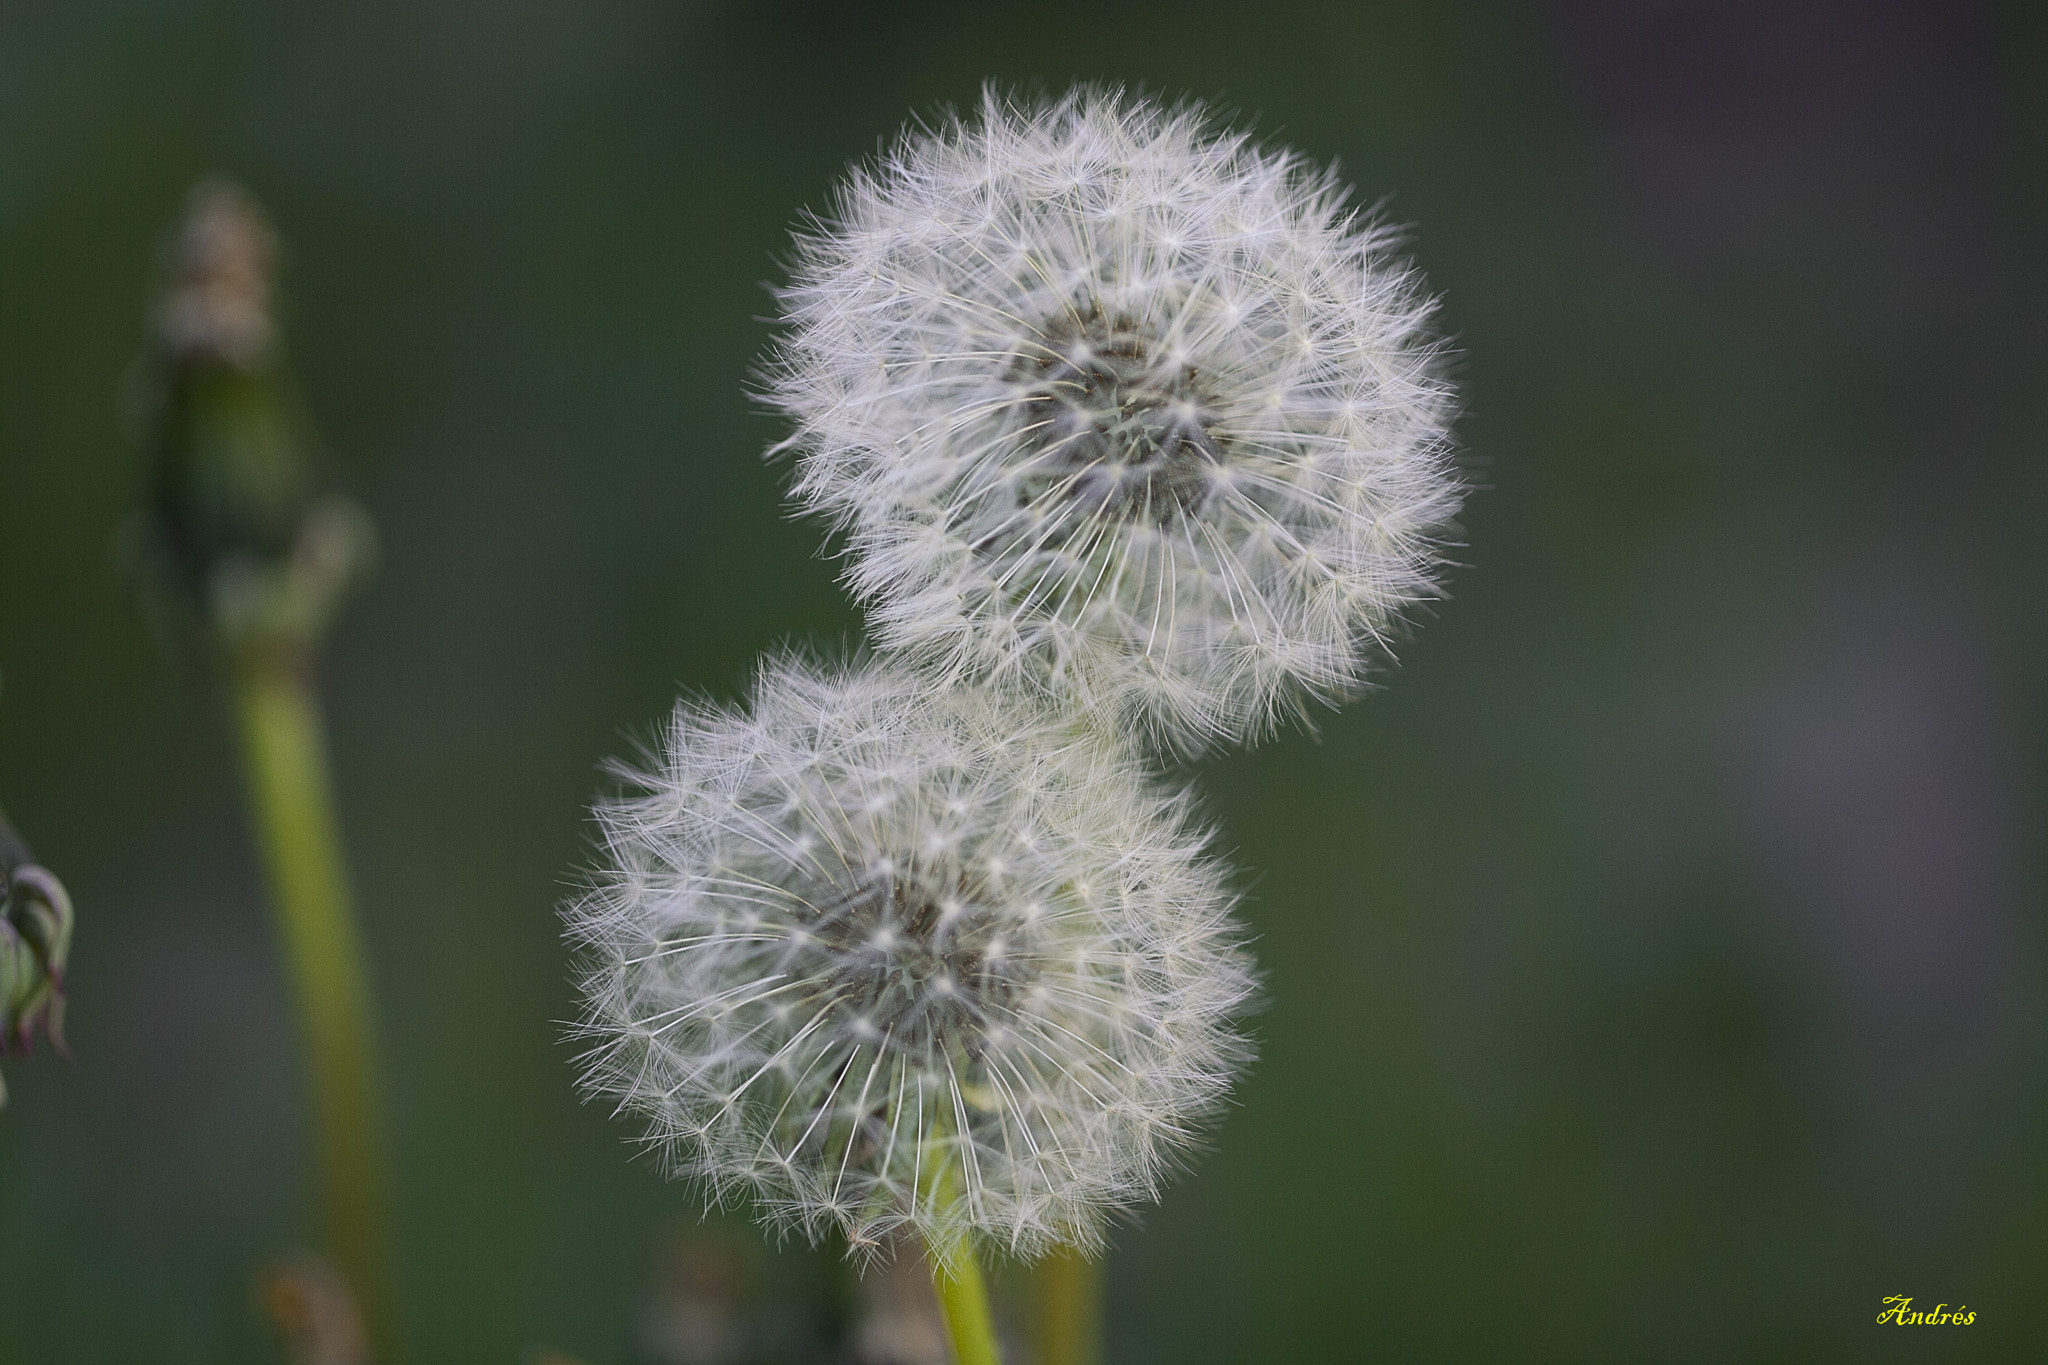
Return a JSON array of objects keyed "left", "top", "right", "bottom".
[
  {"left": 1033, "top": 1245, "right": 1101, "bottom": 1365},
  {"left": 917, "top": 1129, "right": 1003, "bottom": 1365},
  {"left": 233, "top": 651, "right": 393, "bottom": 1359},
  {"left": 930, "top": 1231, "right": 1002, "bottom": 1365}
]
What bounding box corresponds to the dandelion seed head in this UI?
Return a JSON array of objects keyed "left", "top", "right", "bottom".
[
  {"left": 566, "top": 657, "right": 1254, "bottom": 1260},
  {"left": 768, "top": 88, "right": 1462, "bottom": 752}
]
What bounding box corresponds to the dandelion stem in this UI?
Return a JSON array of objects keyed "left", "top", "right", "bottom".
[
  {"left": 917, "top": 1122, "right": 1002, "bottom": 1365},
  {"left": 233, "top": 647, "right": 393, "bottom": 1358},
  {"left": 930, "top": 1229, "right": 1002, "bottom": 1365},
  {"left": 1033, "top": 1245, "right": 1101, "bottom": 1365}
]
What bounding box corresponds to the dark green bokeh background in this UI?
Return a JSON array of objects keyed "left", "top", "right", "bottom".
[{"left": 3, "top": 2, "right": 2044, "bottom": 1360}]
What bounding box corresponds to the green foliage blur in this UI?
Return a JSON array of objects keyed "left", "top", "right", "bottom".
[{"left": 2, "top": 1, "right": 2043, "bottom": 1360}]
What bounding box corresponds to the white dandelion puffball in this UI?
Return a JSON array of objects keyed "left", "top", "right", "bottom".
[
  {"left": 567, "top": 657, "right": 1254, "bottom": 1260},
  {"left": 769, "top": 88, "right": 1463, "bottom": 753}
]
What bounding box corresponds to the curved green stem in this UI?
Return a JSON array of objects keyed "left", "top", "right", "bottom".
[{"left": 233, "top": 651, "right": 393, "bottom": 1359}]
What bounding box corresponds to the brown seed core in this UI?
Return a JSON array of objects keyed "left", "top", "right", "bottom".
[
  {"left": 782, "top": 861, "right": 1031, "bottom": 1055},
  {"left": 1005, "top": 306, "right": 1224, "bottom": 530}
]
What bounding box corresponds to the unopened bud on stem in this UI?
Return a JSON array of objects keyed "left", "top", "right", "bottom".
[
  {"left": 0, "top": 804, "right": 74, "bottom": 1108},
  {"left": 141, "top": 178, "right": 372, "bottom": 663}
]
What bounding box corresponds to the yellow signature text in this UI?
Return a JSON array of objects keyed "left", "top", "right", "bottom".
[{"left": 1878, "top": 1297, "right": 1974, "bottom": 1326}]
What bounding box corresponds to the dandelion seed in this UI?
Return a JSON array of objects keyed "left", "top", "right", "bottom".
[
  {"left": 566, "top": 657, "right": 1254, "bottom": 1260},
  {"left": 768, "top": 88, "right": 1462, "bottom": 753}
]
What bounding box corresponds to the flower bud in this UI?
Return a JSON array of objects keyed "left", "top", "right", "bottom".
[
  {"left": 0, "top": 807, "right": 74, "bottom": 1107},
  {"left": 140, "top": 178, "right": 372, "bottom": 659}
]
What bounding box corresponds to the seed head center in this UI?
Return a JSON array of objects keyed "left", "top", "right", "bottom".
[
  {"left": 1008, "top": 307, "right": 1224, "bottom": 527},
  {"left": 790, "top": 862, "right": 1029, "bottom": 1053}
]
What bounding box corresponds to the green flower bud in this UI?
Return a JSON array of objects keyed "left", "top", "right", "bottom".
[
  {"left": 140, "top": 178, "right": 372, "bottom": 660},
  {"left": 0, "top": 807, "right": 73, "bottom": 1109}
]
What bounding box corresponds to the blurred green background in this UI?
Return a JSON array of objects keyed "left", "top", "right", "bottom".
[{"left": 3, "top": 1, "right": 2044, "bottom": 1360}]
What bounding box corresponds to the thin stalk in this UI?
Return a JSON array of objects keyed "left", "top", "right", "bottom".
[
  {"left": 917, "top": 1126, "right": 1003, "bottom": 1365},
  {"left": 929, "top": 1230, "right": 1002, "bottom": 1365},
  {"left": 233, "top": 648, "right": 393, "bottom": 1358},
  {"left": 1033, "top": 1246, "right": 1101, "bottom": 1365}
]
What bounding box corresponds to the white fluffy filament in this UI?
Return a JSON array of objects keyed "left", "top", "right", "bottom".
[
  {"left": 567, "top": 658, "right": 1255, "bottom": 1262},
  {"left": 768, "top": 88, "right": 1463, "bottom": 754}
]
